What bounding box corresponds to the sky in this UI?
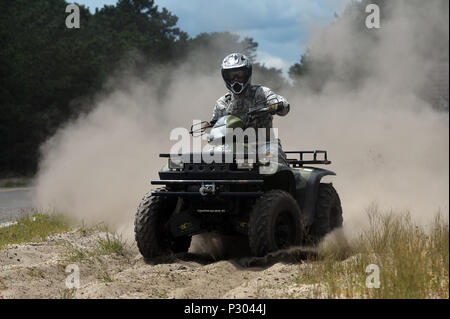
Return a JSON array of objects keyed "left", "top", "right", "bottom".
[{"left": 75, "top": 0, "right": 348, "bottom": 74}]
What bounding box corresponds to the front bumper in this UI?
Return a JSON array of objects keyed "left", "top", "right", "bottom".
[{"left": 151, "top": 179, "right": 264, "bottom": 197}]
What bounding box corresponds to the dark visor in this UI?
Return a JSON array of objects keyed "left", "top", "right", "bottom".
[{"left": 223, "top": 69, "right": 247, "bottom": 81}]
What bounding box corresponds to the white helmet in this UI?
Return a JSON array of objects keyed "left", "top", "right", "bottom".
[{"left": 221, "top": 53, "right": 252, "bottom": 95}]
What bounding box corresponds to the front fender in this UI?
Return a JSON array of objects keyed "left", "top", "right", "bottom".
[
  {"left": 263, "top": 166, "right": 296, "bottom": 197},
  {"left": 299, "top": 168, "right": 336, "bottom": 226}
]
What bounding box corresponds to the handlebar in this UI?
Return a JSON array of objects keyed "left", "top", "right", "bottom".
[
  {"left": 248, "top": 102, "right": 283, "bottom": 115},
  {"left": 189, "top": 101, "right": 283, "bottom": 136},
  {"left": 189, "top": 121, "right": 212, "bottom": 136}
]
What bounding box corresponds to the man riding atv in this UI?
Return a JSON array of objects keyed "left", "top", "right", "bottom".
[
  {"left": 210, "top": 53, "right": 290, "bottom": 165},
  {"left": 134, "top": 53, "right": 343, "bottom": 261}
]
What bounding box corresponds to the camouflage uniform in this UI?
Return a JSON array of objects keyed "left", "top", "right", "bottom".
[
  {"left": 211, "top": 85, "right": 290, "bottom": 165},
  {"left": 211, "top": 85, "right": 289, "bottom": 128}
]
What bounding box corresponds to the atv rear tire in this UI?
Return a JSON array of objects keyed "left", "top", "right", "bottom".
[
  {"left": 308, "top": 183, "right": 343, "bottom": 245},
  {"left": 134, "top": 188, "right": 191, "bottom": 260},
  {"left": 248, "top": 190, "right": 303, "bottom": 257}
]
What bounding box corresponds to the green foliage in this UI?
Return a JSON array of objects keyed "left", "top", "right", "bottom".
[
  {"left": 288, "top": 51, "right": 312, "bottom": 88},
  {"left": 253, "top": 63, "right": 289, "bottom": 92},
  {"left": 0, "top": 0, "right": 187, "bottom": 176}
]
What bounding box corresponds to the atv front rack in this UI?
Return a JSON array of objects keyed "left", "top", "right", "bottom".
[{"left": 285, "top": 150, "right": 331, "bottom": 168}]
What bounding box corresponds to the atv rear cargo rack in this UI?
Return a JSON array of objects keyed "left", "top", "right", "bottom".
[{"left": 285, "top": 150, "right": 331, "bottom": 168}]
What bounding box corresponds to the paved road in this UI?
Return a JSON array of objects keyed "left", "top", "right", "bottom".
[{"left": 0, "top": 187, "right": 34, "bottom": 224}]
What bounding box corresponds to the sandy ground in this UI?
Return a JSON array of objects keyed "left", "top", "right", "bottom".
[{"left": 0, "top": 229, "right": 327, "bottom": 299}]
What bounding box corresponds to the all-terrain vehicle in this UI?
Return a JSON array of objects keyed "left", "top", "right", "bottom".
[{"left": 134, "top": 100, "right": 343, "bottom": 260}]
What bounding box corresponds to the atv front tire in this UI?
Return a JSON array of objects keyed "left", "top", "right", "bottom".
[
  {"left": 134, "top": 188, "right": 191, "bottom": 260},
  {"left": 248, "top": 190, "right": 303, "bottom": 257},
  {"left": 308, "top": 183, "right": 343, "bottom": 245}
]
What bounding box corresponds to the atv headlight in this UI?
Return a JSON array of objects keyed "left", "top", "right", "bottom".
[
  {"left": 259, "top": 161, "right": 278, "bottom": 175},
  {"left": 236, "top": 161, "right": 255, "bottom": 170},
  {"left": 258, "top": 153, "right": 273, "bottom": 166},
  {"left": 168, "top": 158, "right": 184, "bottom": 170}
]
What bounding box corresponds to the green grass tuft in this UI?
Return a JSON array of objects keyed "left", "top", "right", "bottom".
[
  {"left": 59, "top": 288, "right": 76, "bottom": 299},
  {"left": 63, "top": 231, "right": 127, "bottom": 263},
  {"left": 63, "top": 243, "right": 91, "bottom": 263},
  {"left": 95, "top": 233, "right": 126, "bottom": 255},
  {"left": 98, "top": 270, "right": 114, "bottom": 283},
  {"left": 0, "top": 213, "right": 72, "bottom": 249}
]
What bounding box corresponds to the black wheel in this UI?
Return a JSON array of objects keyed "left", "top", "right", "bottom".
[
  {"left": 307, "top": 183, "right": 343, "bottom": 245},
  {"left": 134, "top": 188, "right": 191, "bottom": 260},
  {"left": 248, "top": 190, "right": 303, "bottom": 257}
]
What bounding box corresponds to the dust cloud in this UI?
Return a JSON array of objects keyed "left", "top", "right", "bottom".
[
  {"left": 279, "top": 0, "right": 449, "bottom": 234},
  {"left": 32, "top": 69, "right": 225, "bottom": 243},
  {"left": 33, "top": 0, "right": 448, "bottom": 249}
]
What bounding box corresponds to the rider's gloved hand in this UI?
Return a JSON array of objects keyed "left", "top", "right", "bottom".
[
  {"left": 202, "top": 121, "right": 212, "bottom": 129},
  {"left": 267, "top": 102, "right": 283, "bottom": 115}
]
